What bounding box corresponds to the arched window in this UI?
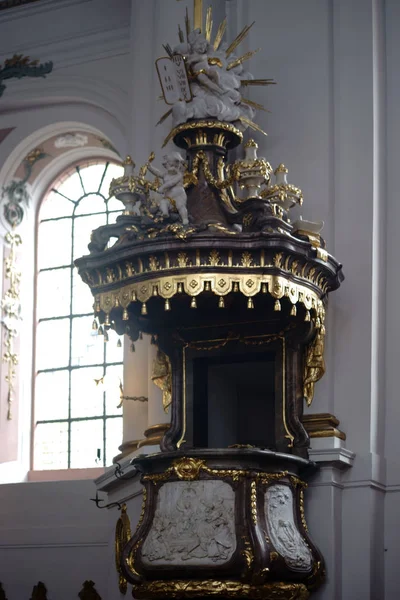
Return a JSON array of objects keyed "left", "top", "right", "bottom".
[{"left": 34, "top": 160, "right": 124, "bottom": 470}]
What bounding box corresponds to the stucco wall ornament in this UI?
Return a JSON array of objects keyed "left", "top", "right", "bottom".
[
  {"left": 0, "top": 148, "right": 47, "bottom": 421},
  {"left": 1, "top": 230, "right": 22, "bottom": 420},
  {"left": 1, "top": 147, "right": 48, "bottom": 227},
  {"left": 54, "top": 133, "right": 88, "bottom": 149},
  {"left": 0, "top": 54, "right": 53, "bottom": 99}
]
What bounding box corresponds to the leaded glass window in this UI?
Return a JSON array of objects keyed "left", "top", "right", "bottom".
[{"left": 34, "top": 160, "right": 124, "bottom": 470}]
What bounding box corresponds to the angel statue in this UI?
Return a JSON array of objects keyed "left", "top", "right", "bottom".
[
  {"left": 172, "top": 29, "right": 255, "bottom": 126},
  {"left": 148, "top": 152, "right": 189, "bottom": 225}
]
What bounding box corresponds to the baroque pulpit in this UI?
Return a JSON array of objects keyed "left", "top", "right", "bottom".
[{"left": 76, "top": 4, "right": 343, "bottom": 599}]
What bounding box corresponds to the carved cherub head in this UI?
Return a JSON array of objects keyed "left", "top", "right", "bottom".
[
  {"left": 161, "top": 152, "right": 186, "bottom": 174},
  {"left": 188, "top": 29, "right": 209, "bottom": 55}
]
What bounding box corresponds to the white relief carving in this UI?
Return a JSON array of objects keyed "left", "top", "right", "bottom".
[
  {"left": 54, "top": 133, "right": 88, "bottom": 149},
  {"left": 142, "top": 480, "right": 236, "bottom": 566},
  {"left": 265, "top": 484, "right": 312, "bottom": 570},
  {"left": 171, "top": 30, "right": 255, "bottom": 127}
]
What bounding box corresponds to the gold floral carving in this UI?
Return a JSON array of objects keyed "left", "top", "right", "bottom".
[
  {"left": 142, "top": 457, "right": 296, "bottom": 488},
  {"left": 241, "top": 251, "right": 253, "bottom": 267},
  {"left": 241, "top": 537, "right": 254, "bottom": 572},
  {"left": 142, "top": 457, "right": 247, "bottom": 484},
  {"left": 115, "top": 504, "right": 132, "bottom": 595},
  {"left": 208, "top": 249, "right": 221, "bottom": 266},
  {"left": 132, "top": 580, "right": 310, "bottom": 599},
  {"left": 173, "top": 457, "right": 204, "bottom": 480},
  {"left": 176, "top": 252, "right": 189, "bottom": 267},
  {"left": 299, "top": 488, "right": 309, "bottom": 533},
  {"left": 136, "top": 487, "right": 147, "bottom": 532},
  {"left": 148, "top": 256, "right": 160, "bottom": 271},
  {"left": 303, "top": 329, "right": 325, "bottom": 407},
  {"left": 151, "top": 349, "right": 172, "bottom": 412}
]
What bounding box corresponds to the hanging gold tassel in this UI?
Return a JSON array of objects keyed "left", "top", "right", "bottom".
[
  {"left": 261, "top": 283, "right": 267, "bottom": 294},
  {"left": 92, "top": 318, "right": 98, "bottom": 331},
  {"left": 141, "top": 303, "right": 147, "bottom": 315},
  {"left": 165, "top": 299, "right": 171, "bottom": 311},
  {"left": 190, "top": 296, "right": 197, "bottom": 309},
  {"left": 247, "top": 297, "right": 254, "bottom": 309},
  {"left": 274, "top": 299, "right": 281, "bottom": 312},
  {"left": 290, "top": 305, "right": 297, "bottom": 316},
  {"left": 122, "top": 309, "right": 129, "bottom": 321},
  {"left": 304, "top": 310, "right": 311, "bottom": 322},
  {"left": 117, "top": 338, "right": 122, "bottom": 348},
  {"left": 130, "top": 343, "right": 135, "bottom": 352},
  {"left": 218, "top": 296, "right": 225, "bottom": 308}
]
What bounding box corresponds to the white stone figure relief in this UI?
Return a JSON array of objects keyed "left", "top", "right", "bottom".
[
  {"left": 171, "top": 30, "right": 255, "bottom": 127},
  {"left": 148, "top": 152, "right": 189, "bottom": 224},
  {"left": 54, "top": 133, "right": 88, "bottom": 149},
  {"left": 265, "top": 484, "right": 312, "bottom": 570},
  {"left": 142, "top": 480, "right": 236, "bottom": 566}
]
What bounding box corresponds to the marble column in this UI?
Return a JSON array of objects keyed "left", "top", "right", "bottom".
[{"left": 114, "top": 336, "right": 149, "bottom": 461}]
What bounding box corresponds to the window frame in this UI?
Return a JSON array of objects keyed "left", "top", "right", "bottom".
[{"left": 31, "top": 158, "right": 125, "bottom": 474}]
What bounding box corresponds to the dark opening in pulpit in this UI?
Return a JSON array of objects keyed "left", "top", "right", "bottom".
[{"left": 192, "top": 352, "right": 276, "bottom": 449}]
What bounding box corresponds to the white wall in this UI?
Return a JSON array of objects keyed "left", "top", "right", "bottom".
[
  {"left": 0, "top": 480, "right": 113, "bottom": 598},
  {"left": 0, "top": 0, "right": 399, "bottom": 598}
]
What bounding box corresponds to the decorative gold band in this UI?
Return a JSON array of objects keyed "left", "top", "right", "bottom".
[
  {"left": 302, "top": 413, "right": 346, "bottom": 440},
  {"left": 132, "top": 580, "right": 310, "bottom": 599},
  {"left": 163, "top": 119, "right": 243, "bottom": 148},
  {"left": 97, "top": 271, "right": 323, "bottom": 315}
]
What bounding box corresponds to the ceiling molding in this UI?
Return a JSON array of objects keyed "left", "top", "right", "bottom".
[
  {"left": 0, "top": 24, "right": 130, "bottom": 68},
  {"left": 0, "top": 0, "right": 91, "bottom": 22}
]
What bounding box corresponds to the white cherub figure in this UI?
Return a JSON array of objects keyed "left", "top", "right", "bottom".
[{"left": 148, "top": 152, "right": 189, "bottom": 225}]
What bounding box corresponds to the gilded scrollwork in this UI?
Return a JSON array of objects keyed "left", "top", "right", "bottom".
[
  {"left": 115, "top": 504, "right": 132, "bottom": 595},
  {"left": 132, "top": 579, "right": 310, "bottom": 599},
  {"left": 299, "top": 489, "right": 309, "bottom": 534},
  {"left": 142, "top": 457, "right": 248, "bottom": 484},
  {"left": 151, "top": 349, "right": 172, "bottom": 412},
  {"left": 303, "top": 329, "right": 326, "bottom": 407}
]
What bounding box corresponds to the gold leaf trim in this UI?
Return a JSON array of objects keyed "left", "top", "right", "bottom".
[{"left": 132, "top": 580, "right": 310, "bottom": 599}]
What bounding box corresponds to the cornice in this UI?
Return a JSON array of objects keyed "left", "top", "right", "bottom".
[
  {"left": 0, "top": 0, "right": 91, "bottom": 23},
  {"left": 0, "top": 24, "right": 130, "bottom": 69}
]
